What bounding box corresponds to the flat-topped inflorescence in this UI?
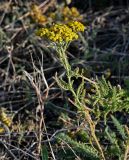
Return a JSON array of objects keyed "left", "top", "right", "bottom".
[{"left": 36, "top": 21, "right": 85, "bottom": 43}]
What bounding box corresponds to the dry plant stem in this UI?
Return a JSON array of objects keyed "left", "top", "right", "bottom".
[
  {"left": 42, "top": 116, "right": 56, "bottom": 160},
  {"left": 41, "top": 0, "right": 56, "bottom": 14},
  {"left": 2, "top": 141, "right": 37, "bottom": 160},
  {"left": 4, "top": 46, "right": 16, "bottom": 85},
  {"left": 84, "top": 110, "right": 105, "bottom": 160},
  {"left": 1, "top": 141, "right": 18, "bottom": 160},
  {"left": 24, "top": 71, "right": 43, "bottom": 157},
  {"left": 124, "top": 126, "right": 129, "bottom": 160},
  {"left": 0, "top": 0, "right": 12, "bottom": 25},
  {"left": 68, "top": 98, "right": 105, "bottom": 160},
  {"left": 29, "top": 52, "right": 51, "bottom": 157},
  {"left": 31, "top": 52, "right": 56, "bottom": 158},
  {"left": 24, "top": 70, "right": 56, "bottom": 159},
  {"left": 124, "top": 144, "right": 129, "bottom": 160}
]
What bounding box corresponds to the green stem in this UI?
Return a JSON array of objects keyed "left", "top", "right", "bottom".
[
  {"left": 59, "top": 48, "right": 77, "bottom": 99},
  {"left": 57, "top": 45, "right": 105, "bottom": 160}
]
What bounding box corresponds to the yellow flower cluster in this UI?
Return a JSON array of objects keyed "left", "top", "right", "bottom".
[
  {"left": 0, "top": 108, "right": 12, "bottom": 133},
  {"left": 62, "top": 7, "right": 83, "bottom": 21},
  {"left": 37, "top": 28, "right": 49, "bottom": 37},
  {"left": 30, "top": 4, "right": 83, "bottom": 26},
  {"left": 0, "top": 108, "right": 12, "bottom": 127},
  {"left": 30, "top": 4, "right": 47, "bottom": 24},
  {"left": 36, "top": 21, "right": 85, "bottom": 43},
  {"left": 49, "top": 6, "right": 83, "bottom": 23},
  {"left": 67, "top": 21, "right": 85, "bottom": 32}
]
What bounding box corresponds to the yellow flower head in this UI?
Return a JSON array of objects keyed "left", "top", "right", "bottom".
[
  {"left": 30, "top": 4, "right": 47, "bottom": 24},
  {"left": 36, "top": 21, "right": 85, "bottom": 43},
  {"left": 62, "top": 6, "right": 83, "bottom": 21},
  {"left": 36, "top": 28, "right": 49, "bottom": 37},
  {"left": 62, "top": 7, "right": 71, "bottom": 16},
  {"left": 67, "top": 21, "right": 85, "bottom": 32},
  {"left": 71, "top": 7, "right": 80, "bottom": 17}
]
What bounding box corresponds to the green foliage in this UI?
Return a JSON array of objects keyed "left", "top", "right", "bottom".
[
  {"left": 56, "top": 133, "right": 100, "bottom": 160},
  {"left": 111, "top": 115, "right": 127, "bottom": 139},
  {"left": 55, "top": 67, "right": 87, "bottom": 111},
  {"left": 55, "top": 76, "right": 70, "bottom": 91},
  {"left": 89, "top": 76, "right": 129, "bottom": 121},
  {"left": 0, "top": 28, "right": 8, "bottom": 48},
  {"left": 104, "top": 116, "right": 128, "bottom": 160},
  {"left": 76, "top": 129, "right": 90, "bottom": 142},
  {"left": 71, "top": 67, "right": 84, "bottom": 78},
  {"left": 41, "top": 146, "right": 48, "bottom": 160},
  {"left": 105, "top": 126, "right": 123, "bottom": 159},
  {"left": 76, "top": 78, "right": 86, "bottom": 104}
]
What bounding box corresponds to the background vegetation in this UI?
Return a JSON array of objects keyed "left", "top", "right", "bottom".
[{"left": 0, "top": 0, "right": 129, "bottom": 159}]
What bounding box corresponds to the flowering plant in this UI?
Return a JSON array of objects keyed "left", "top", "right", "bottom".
[{"left": 36, "top": 21, "right": 105, "bottom": 160}]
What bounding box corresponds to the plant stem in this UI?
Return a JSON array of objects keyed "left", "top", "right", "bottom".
[{"left": 57, "top": 47, "right": 105, "bottom": 160}]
